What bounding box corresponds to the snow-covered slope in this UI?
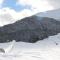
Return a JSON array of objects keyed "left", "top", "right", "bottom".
[
  {"left": 37, "top": 8, "right": 60, "bottom": 20},
  {"left": 0, "top": 33, "right": 60, "bottom": 60}
]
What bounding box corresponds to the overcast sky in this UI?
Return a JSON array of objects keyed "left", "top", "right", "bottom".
[{"left": 47, "top": 0, "right": 60, "bottom": 9}]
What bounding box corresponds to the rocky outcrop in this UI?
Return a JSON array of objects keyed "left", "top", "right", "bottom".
[
  {"left": 0, "top": 15, "right": 60, "bottom": 43},
  {"left": 0, "top": 48, "right": 5, "bottom": 53}
]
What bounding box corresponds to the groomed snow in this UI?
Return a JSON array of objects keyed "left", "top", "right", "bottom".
[{"left": 0, "top": 33, "right": 60, "bottom": 60}]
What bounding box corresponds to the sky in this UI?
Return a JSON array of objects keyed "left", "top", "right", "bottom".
[
  {"left": 0, "top": 0, "right": 60, "bottom": 20},
  {"left": 2, "top": 0, "right": 25, "bottom": 11},
  {"left": 0, "top": 0, "right": 54, "bottom": 12}
]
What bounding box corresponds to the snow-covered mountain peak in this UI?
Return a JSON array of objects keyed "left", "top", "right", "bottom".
[{"left": 36, "top": 8, "right": 60, "bottom": 20}]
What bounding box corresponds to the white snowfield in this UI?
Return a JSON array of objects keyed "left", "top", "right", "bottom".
[{"left": 0, "top": 33, "right": 60, "bottom": 60}]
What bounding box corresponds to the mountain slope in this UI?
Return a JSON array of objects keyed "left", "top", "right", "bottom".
[{"left": 0, "top": 15, "right": 60, "bottom": 43}]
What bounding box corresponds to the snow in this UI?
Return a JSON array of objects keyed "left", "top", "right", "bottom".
[
  {"left": 0, "top": 33, "right": 60, "bottom": 60},
  {"left": 37, "top": 8, "right": 60, "bottom": 20}
]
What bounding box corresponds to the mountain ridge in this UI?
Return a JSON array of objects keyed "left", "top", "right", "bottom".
[{"left": 0, "top": 15, "right": 60, "bottom": 43}]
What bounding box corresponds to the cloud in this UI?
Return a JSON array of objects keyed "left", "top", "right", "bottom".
[
  {"left": 0, "top": 8, "right": 14, "bottom": 26},
  {"left": 0, "top": 7, "right": 35, "bottom": 26},
  {"left": 0, "top": 0, "right": 4, "bottom": 4},
  {"left": 0, "top": 7, "right": 35, "bottom": 19},
  {"left": 47, "top": 0, "right": 60, "bottom": 9},
  {"left": 0, "top": 0, "right": 4, "bottom": 8},
  {"left": 17, "top": 0, "right": 54, "bottom": 13}
]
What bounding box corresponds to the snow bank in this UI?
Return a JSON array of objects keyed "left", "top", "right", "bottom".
[{"left": 0, "top": 33, "right": 60, "bottom": 60}]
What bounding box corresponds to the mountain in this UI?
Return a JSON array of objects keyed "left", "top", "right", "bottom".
[
  {"left": 0, "top": 15, "right": 60, "bottom": 43},
  {"left": 37, "top": 8, "right": 60, "bottom": 20}
]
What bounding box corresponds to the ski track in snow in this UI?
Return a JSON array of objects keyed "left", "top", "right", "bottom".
[{"left": 0, "top": 33, "right": 60, "bottom": 60}]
